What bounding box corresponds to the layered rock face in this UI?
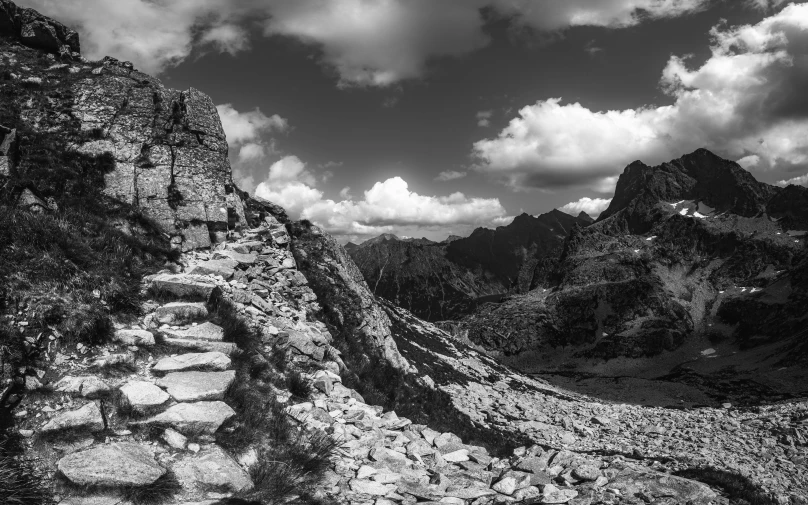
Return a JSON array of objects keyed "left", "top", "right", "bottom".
[
  {"left": 73, "top": 70, "right": 245, "bottom": 250},
  {"left": 1, "top": 0, "right": 245, "bottom": 250}
]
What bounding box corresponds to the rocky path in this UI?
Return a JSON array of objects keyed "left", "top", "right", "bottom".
[{"left": 10, "top": 210, "right": 804, "bottom": 505}]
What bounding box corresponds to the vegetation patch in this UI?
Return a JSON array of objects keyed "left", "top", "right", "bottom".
[{"left": 0, "top": 438, "right": 54, "bottom": 505}]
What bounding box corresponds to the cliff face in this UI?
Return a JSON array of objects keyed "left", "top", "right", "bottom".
[{"left": 1, "top": 2, "right": 245, "bottom": 251}]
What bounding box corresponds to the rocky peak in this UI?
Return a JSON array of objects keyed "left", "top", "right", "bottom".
[
  {"left": 360, "top": 232, "right": 400, "bottom": 247},
  {"left": 0, "top": 0, "right": 79, "bottom": 55},
  {"left": 599, "top": 148, "right": 778, "bottom": 228},
  {"left": 576, "top": 211, "right": 594, "bottom": 224}
]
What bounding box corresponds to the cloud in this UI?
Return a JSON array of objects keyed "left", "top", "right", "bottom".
[
  {"left": 22, "top": 0, "right": 712, "bottom": 82},
  {"left": 255, "top": 156, "right": 323, "bottom": 214},
  {"left": 472, "top": 4, "right": 808, "bottom": 191},
  {"left": 339, "top": 186, "right": 352, "bottom": 199},
  {"left": 237, "top": 142, "right": 266, "bottom": 162},
  {"left": 776, "top": 173, "right": 808, "bottom": 187},
  {"left": 477, "top": 110, "right": 493, "bottom": 127},
  {"left": 435, "top": 170, "right": 468, "bottom": 182},
  {"left": 301, "top": 177, "right": 508, "bottom": 238},
  {"left": 216, "top": 104, "right": 288, "bottom": 147},
  {"left": 559, "top": 197, "right": 613, "bottom": 217}
]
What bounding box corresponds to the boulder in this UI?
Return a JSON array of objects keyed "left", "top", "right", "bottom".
[
  {"left": 41, "top": 402, "right": 104, "bottom": 433},
  {"left": 57, "top": 443, "right": 166, "bottom": 487},
  {"left": 213, "top": 249, "right": 257, "bottom": 265},
  {"left": 161, "top": 337, "right": 236, "bottom": 355},
  {"left": 152, "top": 351, "right": 231, "bottom": 373},
  {"left": 156, "top": 370, "right": 235, "bottom": 401}
]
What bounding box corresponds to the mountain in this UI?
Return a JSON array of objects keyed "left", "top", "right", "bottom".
[
  {"left": 348, "top": 210, "right": 591, "bottom": 321},
  {"left": 2, "top": 2, "right": 805, "bottom": 502},
  {"left": 458, "top": 149, "right": 808, "bottom": 403},
  {"left": 447, "top": 209, "right": 591, "bottom": 292},
  {"left": 577, "top": 211, "right": 595, "bottom": 223}
]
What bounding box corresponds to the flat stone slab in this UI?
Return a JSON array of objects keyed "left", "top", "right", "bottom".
[
  {"left": 41, "top": 402, "right": 104, "bottom": 433},
  {"left": 172, "top": 445, "right": 253, "bottom": 493},
  {"left": 136, "top": 401, "right": 235, "bottom": 435},
  {"left": 53, "top": 376, "right": 110, "bottom": 398},
  {"left": 113, "top": 329, "right": 155, "bottom": 346},
  {"left": 162, "top": 337, "right": 236, "bottom": 355},
  {"left": 119, "top": 380, "right": 170, "bottom": 411},
  {"left": 166, "top": 322, "right": 225, "bottom": 342},
  {"left": 187, "top": 259, "right": 238, "bottom": 279},
  {"left": 155, "top": 302, "right": 209, "bottom": 325},
  {"left": 150, "top": 273, "right": 217, "bottom": 300},
  {"left": 157, "top": 371, "right": 235, "bottom": 401},
  {"left": 213, "top": 249, "right": 257, "bottom": 265},
  {"left": 153, "top": 352, "right": 231, "bottom": 373},
  {"left": 57, "top": 442, "right": 166, "bottom": 487}
]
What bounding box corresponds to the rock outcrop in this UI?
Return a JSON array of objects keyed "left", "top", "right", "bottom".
[
  {"left": 0, "top": 0, "right": 80, "bottom": 56},
  {"left": 1, "top": 2, "right": 246, "bottom": 251}
]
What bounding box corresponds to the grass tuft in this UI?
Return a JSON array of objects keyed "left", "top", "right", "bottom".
[
  {"left": 120, "top": 472, "right": 181, "bottom": 505},
  {"left": 0, "top": 440, "right": 54, "bottom": 505},
  {"left": 213, "top": 299, "right": 253, "bottom": 349},
  {"left": 287, "top": 370, "right": 312, "bottom": 400}
]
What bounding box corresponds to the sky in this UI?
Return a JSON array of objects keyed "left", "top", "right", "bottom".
[{"left": 20, "top": 0, "right": 808, "bottom": 243}]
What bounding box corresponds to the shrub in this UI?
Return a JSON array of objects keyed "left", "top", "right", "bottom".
[
  {"left": 213, "top": 299, "right": 254, "bottom": 349},
  {"left": 287, "top": 370, "right": 312, "bottom": 399}
]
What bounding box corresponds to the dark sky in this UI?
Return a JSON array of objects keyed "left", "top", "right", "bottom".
[{"left": 22, "top": 0, "right": 808, "bottom": 242}]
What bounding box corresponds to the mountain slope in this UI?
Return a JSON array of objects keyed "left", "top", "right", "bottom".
[
  {"left": 459, "top": 149, "right": 808, "bottom": 401},
  {"left": 348, "top": 210, "right": 591, "bottom": 321}
]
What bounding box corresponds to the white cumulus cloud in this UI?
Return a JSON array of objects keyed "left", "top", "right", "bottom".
[
  {"left": 472, "top": 3, "right": 808, "bottom": 191},
  {"left": 559, "top": 197, "right": 613, "bottom": 218},
  {"left": 286, "top": 176, "right": 509, "bottom": 239},
  {"left": 216, "top": 104, "right": 288, "bottom": 147},
  {"left": 255, "top": 156, "right": 323, "bottom": 215}
]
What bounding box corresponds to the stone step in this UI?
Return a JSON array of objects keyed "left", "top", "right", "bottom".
[
  {"left": 149, "top": 273, "right": 218, "bottom": 301},
  {"left": 187, "top": 258, "right": 238, "bottom": 280},
  {"left": 134, "top": 401, "right": 236, "bottom": 435},
  {"left": 156, "top": 370, "right": 236, "bottom": 402},
  {"left": 40, "top": 402, "right": 104, "bottom": 434},
  {"left": 57, "top": 442, "right": 166, "bottom": 487},
  {"left": 154, "top": 301, "right": 209, "bottom": 325},
  {"left": 152, "top": 351, "right": 231, "bottom": 373},
  {"left": 161, "top": 337, "right": 237, "bottom": 355},
  {"left": 119, "top": 380, "right": 170, "bottom": 413},
  {"left": 163, "top": 321, "right": 225, "bottom": 341},
  {"left": 112, "top": 329, "right": 155, "bottom": 346},
  {"left": 212, "top": 249, "right": 257, "bottom": 265},
  {"left": 172, "top": 445, "right": 254, "bottom": 494}
]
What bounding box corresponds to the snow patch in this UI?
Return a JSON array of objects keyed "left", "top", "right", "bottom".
[
  {"left": 693, "top": 212, "right": 707, "bottom": 219},
  {"left": 701, "top": 348, "right": 716, "bottom": 356},
  {"left": 679, "top": 208, "right": 689, "bottom": 216},
  {"left": 646, "top": 236, "right": 657, "bottom": 241}
]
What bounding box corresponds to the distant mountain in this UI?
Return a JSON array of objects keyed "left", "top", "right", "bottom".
[
  {"left": 459, "top": 148, "right": 808, "bottom": 368},
  {"left": 577, "top": 211, "right": 594, "bottom": 224},
  {"left": 347, "top": 210, "right": 591, "bottom": 321},
  {"left": 447, "top": 209, "right": 591, "bottom": 292}
]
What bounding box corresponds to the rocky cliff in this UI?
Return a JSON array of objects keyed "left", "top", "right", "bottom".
[{"left": 1, "top": 0, "right": 245, "bottom": 251}]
